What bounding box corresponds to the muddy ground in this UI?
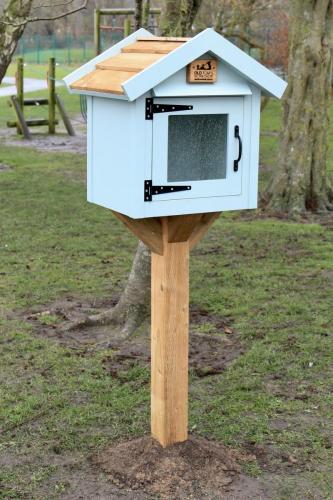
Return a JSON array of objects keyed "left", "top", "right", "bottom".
[
  {"left": 23, "top": 297, "right": 243, "bottom": 378},
  {"left": 0, "top": 115, "right": 87, "bottom": 155},
  {"left": 18, "top": 296, "right": 328, "bottom": 499}
]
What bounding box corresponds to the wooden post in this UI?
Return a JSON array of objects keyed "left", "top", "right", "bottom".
[
  {"left": 94, "top": 9, "right": 101, "bottom": 55},
  {"left": 48, "top": 58, "right": 56, "bottom": 134},
  {"left": 10, "top": 96, "right": 31, "bottom": 140},
  {"left": 55, "top": 94, "right": 75, "bottom": 136},
  {"left": 151, "top": 220, "right": 189, "bottom": 447},
  {"left": 111, "top": 212, "right": 220, "bottom": 448},
  {"left": 15, "top": 57, "right": 24, "bottom": 134}
]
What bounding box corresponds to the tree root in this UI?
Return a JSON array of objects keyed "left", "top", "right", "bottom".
[{"left": 60, "top": 303, "right": 148, "bottom": 342}]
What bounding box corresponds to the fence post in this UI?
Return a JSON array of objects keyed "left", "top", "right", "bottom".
[
  {"left": 15, "top": 57, "right": 24, "bottom": 134},
  {"left": 48, "top": 57, "right": 56, "bottom": 134},
  {"left": 124, "top": 16, "right": 131, "bottom": 37},
  {"left": 94, "top": 9, "right": 101, "bottom": 55}
]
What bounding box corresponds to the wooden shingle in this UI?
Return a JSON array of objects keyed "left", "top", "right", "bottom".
[{"left": 70, "top": 37, "right": 187, "bottom": 95}]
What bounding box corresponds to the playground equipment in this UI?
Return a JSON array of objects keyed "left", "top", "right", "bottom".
[
  {"left": 7, "top": 57, "right": 75, "bottom": 140},
  {"left": 94, "top": 7, "right": 161, "bottom": 55}
]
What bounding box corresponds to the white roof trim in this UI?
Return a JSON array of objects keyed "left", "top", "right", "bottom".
[
  {"left": 63, "top": 28, "right": 153, "bottom": 93},
  {"left": 122, "top": 28, "right": 287, "bottom": 100}
]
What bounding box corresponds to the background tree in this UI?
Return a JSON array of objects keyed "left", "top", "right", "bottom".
[
  {"left": 0, "top": 0, "right": 88, "bottom": 84},
  {"left": 134, "top": 0, "right": 143, "bottom": 31},
  {"left": 0, "top": 0, "right": 34, "bottom": 82},
  {"left": 265, "top": 0, "right": 333, "bottom": 214},
  {"left": 160, "top": 0, "right": 203, "bottom": 37}
]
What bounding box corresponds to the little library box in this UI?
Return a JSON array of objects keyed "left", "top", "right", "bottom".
[
  {"left": 65, "top": 29, "right": 287, "bottom": 448},
  {"left": 64, "top": 28, "right": 287, "bottom": 219}
]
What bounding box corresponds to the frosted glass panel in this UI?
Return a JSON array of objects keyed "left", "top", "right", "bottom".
[{"left": 167, "top": 114, "right": 228, "bottom": 182}]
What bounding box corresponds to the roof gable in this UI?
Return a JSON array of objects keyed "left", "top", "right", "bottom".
[
  {"left": 64, "top": 28, "right": 287, "bottom": 100},
  {"left": 122, "top": 29, "right": 286, "bottom": 100}
]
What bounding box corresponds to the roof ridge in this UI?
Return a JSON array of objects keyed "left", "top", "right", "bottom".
[{"left": 137, "top": 36, "right": 190, "bottom": 42}]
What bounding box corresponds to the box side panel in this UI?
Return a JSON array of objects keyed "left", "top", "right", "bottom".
[
  {"left": 89, "top": 97, "right": 136, "bottom": 215},
  {"left": 241, "top": 92, "right": 252, "bottom": 208},
  {"left": 87, "top": 96, "right": 93, "bottom": 202},
  {"left": 247, "top": 86, "right": 261, "bottom": 208}
]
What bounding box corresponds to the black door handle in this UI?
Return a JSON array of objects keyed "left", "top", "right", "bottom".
[{"left": 234, "top": 125, "right": 242, "bottom": 172}]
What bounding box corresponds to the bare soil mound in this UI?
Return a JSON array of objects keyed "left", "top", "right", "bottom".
[{"left": 93, "top": 436, "right": 262, "bottom": 500}]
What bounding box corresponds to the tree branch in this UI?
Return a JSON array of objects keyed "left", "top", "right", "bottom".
[
  {"left": 0, "top": 0, "right": 88, "bottom": 27},
  {"left": 32, "top": 0, "right": 76, "bottom": 10}
]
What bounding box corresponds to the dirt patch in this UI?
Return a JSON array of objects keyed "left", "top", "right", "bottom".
[
  {"left": 103, "top": 328, "right": 242, "bottom": 378},
  {"left": 23, "top": 298, "right": 243, "bottom": 377},
  {"left": 0, "top": 115, "right": 86, "bottom": 154},
  {"left": 93, "top": 436, "right": 264, "bottom": 500}
]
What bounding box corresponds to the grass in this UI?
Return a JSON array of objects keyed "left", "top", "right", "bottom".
[{"left": 0, "top": 73, "right": 333, "bottom": 497}]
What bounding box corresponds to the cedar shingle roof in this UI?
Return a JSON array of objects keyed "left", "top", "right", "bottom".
[{"left": 70, "top": 37, "right": 189, "bottom": 95}]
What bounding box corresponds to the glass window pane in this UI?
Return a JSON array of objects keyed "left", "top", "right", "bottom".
[{"left": 167, "top": 114, "right": 228, "bottom": 182}]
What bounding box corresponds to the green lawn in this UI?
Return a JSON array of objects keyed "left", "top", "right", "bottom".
[{"left": 0, "top": 81, "right": 332, "bottom": 498}]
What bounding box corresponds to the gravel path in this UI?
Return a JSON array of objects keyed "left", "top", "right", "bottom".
[{"left": 0, "top": 76, "right": 63, "bottom": 97}]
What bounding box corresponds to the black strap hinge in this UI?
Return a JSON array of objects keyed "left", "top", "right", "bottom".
[
  {"left": 144, "top": 180, "right": 191, "bottom": 201},
  {"left": 145, "top": 98, "right": 193, "bottom": 120}
]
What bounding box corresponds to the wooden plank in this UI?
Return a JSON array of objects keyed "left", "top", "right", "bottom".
[
  {"left": 112, "top": 211, "right": 163, "bottom": 255},
  {"left": 48, "top": 57, "right": 56, "bottom": 134},
  {"left": 96, "top": 52, "right": 165, "bottom": 72},
  {"left": 64, "top": 28, "right": 152, "bottom": 89},
  {"left": 151, "top": 237, "right": 189, "bottom": 447},
  {"left": 56, "top": 94, "right": 75, "bottom": 136},
  {"left": 122, "top": 41, "right": 184, "bottom": 54},
  {"left": 10, "top": 96, "right": 31, "bottom": 140},
  {"left": 70, "top": 69, "right": 138, "bottom": 95},
  {"left": 167, "top": 214, "right": 203, "bottom": 243},
  {"left": 23, "top": 98, "right": 49, "bottom": 106},
  {"left": 7, "top": 118, "right": 59, "bottom": 127},
  {"left": 189, "top": 212, "right": 221, "bottom": 250}
]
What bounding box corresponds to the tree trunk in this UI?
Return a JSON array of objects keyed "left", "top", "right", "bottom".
[
  {"left": 265, "top": 0, "right": 333, "bottom": 215},
  {"left": 160, "top": 0, "right": 203, "bottom": 37},
  {"left": 0, "top": 0, "right": 34, "bottom": 84},
  {"left": 142, "top": 0, "right": 150, "bottom": 30},
  {"left": 70, "top": 241, "right": 151, "bottom": 339},
  {"left": 134, "top": 0, "right": 143, "bottom": 31}
]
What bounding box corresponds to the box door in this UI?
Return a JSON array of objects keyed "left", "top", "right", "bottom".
[{"left": 150, "top": 97, "right": 244, "bottom": 201}]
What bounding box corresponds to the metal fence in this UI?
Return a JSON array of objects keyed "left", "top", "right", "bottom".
[{"left": 15, "top": 33, "right": 124, "bottom": 65}]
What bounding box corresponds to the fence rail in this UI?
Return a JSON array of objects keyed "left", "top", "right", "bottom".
[{"left": 15, "top": 33, "right": 124, "bottom": 65}]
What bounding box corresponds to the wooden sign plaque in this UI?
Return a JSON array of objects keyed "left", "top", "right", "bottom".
[{"left": 186, "top": 59, "right": 217, "bottom": 83}]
